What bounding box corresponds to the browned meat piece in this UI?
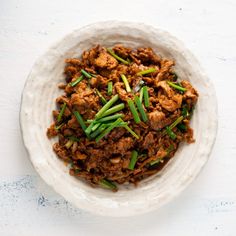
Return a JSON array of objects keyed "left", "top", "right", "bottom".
[
  {"left": 94, "top": 49, "right": 118, "bottom": 69},
  {"left": 142, "top": 132, "right": 155, "bottom": 149},
  {"left": 53, "top": 143, "right": 70, "bottom": 161},
  {"left": 158, "top": 94, "right": 183, "bottom": 112},
  {"left": 105, "top": 137, "right": 134, "bottom": 156},
  {"left": 181, "top": 80, "right": 198, "bottom": 105},
  {"left": 47, "top": 44, "right": 198, "bottom": 191},
  {"left": 148, "top": 111, "right": 166, "bottom": 130},
  {"left": 136, "top": 47, "right": 161, "bottom": 64},
  {"left": 156, "top": 81, "right": 183, "bottom": 112},
  {"left": 47, "top": 124, "right": 57, "bottom": 138},
  {"left": 113, "top": 44, "right": 132, "bottom": 58}
]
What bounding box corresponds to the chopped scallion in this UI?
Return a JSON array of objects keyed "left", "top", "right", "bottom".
[
  {"left": 65, "top": 140, "right": 73, "bottom": 149},
  {"left": 95, "top": 113, "right": 124, "bottom": 123},
  {"left": 166, "top": 126, "right": 177, "bottom": 140},
  {"left": 57, "top": 102, "right": 67, "bottom": 122},
  {"left": 134, "top": 95, "right": 148, "bottom": 122},
  {"left": 167, "top": 81, "right": 187, "bottom": 92},
  {"left": 128, "top": 150, "right": 138, "bottom": 170},
  {"left": 127, "top": 99, "right": 141, "bottom": 124},
  {"left": 136, "top": 68, "right": 157, "bottom": 76},
  {"left": 95, "top": 89, "right": 107, "bottom": 105},
  {"left": 81, "top": 69, "right": 92, "bottom": 79},
  {"left": 139, "top": 87, "right": 144, "bottom": 103},
  {"left": 107, "top": 48, "right": 130, "bottom": 65},
  {"left": 143, "top": 86, "right": 149, "bottom": 107},
  {"left": 95, "top": 118, "right": 122, "bottom": 142},
  {"left": 121, "top": 74, "right": 131, "bottom": 93},
  {"left": 101, "top": 103, "right": 125, "bottom": 117},
  {"left": 107, "top": 81, "right": 113, "bottom": 96},
  {"left": 70, "top": 75, "right": 84, "bottom": 87},
  {"left": 73, "top": 111, "right": 87, "bottom": 131},
  {"left": 95, "top": 94, "right": 119, "bottom": 119},
  {"left": 99, "top": 179, "right": 117, "bottom": 191}
]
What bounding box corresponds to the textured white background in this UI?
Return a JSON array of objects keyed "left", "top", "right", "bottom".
[{"left": 0, "top": 0, "right": 236, "bottom": 235}]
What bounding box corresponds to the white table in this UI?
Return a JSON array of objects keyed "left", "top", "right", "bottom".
[{"left": 1, "top": 0, "right": 236, "bottom": 235}]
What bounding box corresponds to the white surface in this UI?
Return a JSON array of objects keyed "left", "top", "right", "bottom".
[
  {"left": 0, "top": 0, "right": 235, "bottom": 234},
  {"left": 20, "top": 21, "right": 217, "bottom": 217}
]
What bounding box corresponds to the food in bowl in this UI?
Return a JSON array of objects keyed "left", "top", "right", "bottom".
[{"left": 47, "top": 44, "right": 198, "bottom": 191}]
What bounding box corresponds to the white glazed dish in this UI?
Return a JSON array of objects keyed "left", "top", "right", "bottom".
[{"left": 20, "top": 21, "right": 218, "bottom": 217}]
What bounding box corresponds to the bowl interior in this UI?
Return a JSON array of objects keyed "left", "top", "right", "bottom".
[{"left": 20, "top": 21, "right": 217, "bottom": 217}]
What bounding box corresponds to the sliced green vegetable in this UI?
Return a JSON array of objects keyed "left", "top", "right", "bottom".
[
  {"left": 85, "top": 122, "right": 96, "bottom": 135},
  {"left": 143, "top": 86, "right": 149, "bottom": 107},
  {"left": 57, "top": 102, "right": 67, "bottom": 122},
  {"left": 99, "top": 179, "right": 117, "bottom": 191},
  {"left": 95, "top": 118, "right": 122, "bottom": 142},
  {"left": 128, "top": 150, "right": 138, "bottom": 170},
  {"left": 91, "top": 123, "right": 101, "bottom": 132},
  {"left": 121, "top": 74, "right": 131, "bottom": 93},
  {"left": 169, "top": 116, "right": 184, "bottom": 129},
  {"left": 150, "top": 158, "right": 163, "bottom": 166},
  {"left": 136, "top": 68, "right": 157, "bottom": 76},
  {"left": 139, "top": 87, "right": 144, "bottom": 103},
  {"left": 167, "top": 81, "right": 187, "bottom": 92},
  {"left": 81, "top": 69, "right": 92, "bottom": 79},
  {"left": 90, "top": 124, "right": 107, "bottom": 138},
  {"left": 107, "top": 48, "right": 130, "bottom": 65},
  {"left": 182, "top": 106, "right": 189, "bottom": 117},
  {"left": 166, "top": 126, "right": 177, "bottom": 140},
  {"left": 134, "top": 95, "right": 148, "bottom": 122},
  {"left": 101, "top": 103, "right": 125, "bottom": 117},
  {"left": 122, "top": 124, "right": 139, "bottom": 139},
  {"left": 95, "top": 114, "right": 124, "bottom": 123},
  {"left": 55, "top": 123, "right": 64, "bottom": 130},
  {"left": 73, "top": 111, "right": 87, "bottom": 131},
  {"left": 65, "top": 140, "right": 73, "bottom": 149},
  {"left": 127, "top": 99, "right": 141, "bottom": 124},
  {"left": 70, "top": 75, "right": 84, "bottom": 87},
  {"left": 95, "top": 89, "right": 107, "bottom": 105},
  {"left": 67, "top": 136, "right": 80, "bottom": 142},
  {"left": 177, "top": 123, "right": 187, "bottom": 132},
  {"left": 107, "top": 81, "right": 113, "bottom": 96},
  {"left": 95, "top": 94, "right": 119, "bottom": 119}
]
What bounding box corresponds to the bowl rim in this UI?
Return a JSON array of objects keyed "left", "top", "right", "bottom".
[{"left": 20, "top": 20, "right": 218, "bottom": 217}]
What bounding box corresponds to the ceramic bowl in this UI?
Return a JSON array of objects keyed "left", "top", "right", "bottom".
[{"left": 20, "top": 21, "right": 217, "bottom": 217}]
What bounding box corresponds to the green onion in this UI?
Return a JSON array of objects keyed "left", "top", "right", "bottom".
[
  {"left": 182, "top": 106, "right": 189, "bottom": 117},
  {"left": 166, "top": 144, "right": 175, "bottom": 154},
  {"left": 91, "top": 123, "right": 101, "bottom": 132},
  {"left": 95, "top": 118, "right": 122, "bottom": 142},
  {"left": 150, "top": 159, "right": 163, "bottom": 166},
  {"left": 167, "top": 81, "right": 187, "bottom": 92},
  {"left": 65, "top": 140, "right": 73, "bottom": 149},
  {"left": 166, "top": 126, "right": 177, "bottom": 140},
  {"left": 128, "top": 150, "right": 138, "bottom": 170},
  {"left": 85, "top": 122, "right": 96, "bottom": 135},
  {"left": 107, "top": 81, "right": 113, "bottom": 96},
  {"left": 169, "top": 116, "right": 184, "bottom": 129},
  {"left": 143, "top": 86, "right": 149, "bottom": 107},
  {"left": 104, "top": 121, "right": 127, "bottom": 127},
  {"left": 121, "top": 74, "right": 131, "bottom": 93},
  {"left": 134, "top": 95, "right": 148, "bottom": 122},
  {"left": 95, "top": 89, "right": 107, "bottom": 105},
  {"left": 101, "top": 103, "right": 125, "bottom": 117},
  {"left": 95, "top": 94, "right": 119, "bottom": 119},
  {"left": 139, "top": 87, "right": 144, "bottom": 103},
  {"left": 86, "top": 119, "right": 93, "bottom": 124},
  {"left": 107, "top": 48, "right": 129, "bottom": 65},
  {"left": 127, "top": 99, "right": 141, "bottom": 124},
  {"left": 70, "top": 75, "right": 84, "bottom": 87},
  {"left": 90, "top": 124, "right": 107, "bottom": 138},
  {"left": 122, "top": 124, "right": 139, "bottom": 139},
  {"left": 136, "top": 68, "right": 157, "bottom": 76},
  {"left": 99, "top": 179, "right": 117, "bottom": 191},
  {"left": 55, "top": 123, "right": 64, "bottom": 130},
  {"left": 81, "top": 69, "right": 92, "bottom": 79},
  {"left": 177, "top": 123, "right": 187, "bottom": 132},
  {"left": 95, "top": 114, "right": 124, "bottom": 123},
  {"left": 67, "top": 136, "right": 80, "bottom": 142},
  {"left": 73, "top": 111, "right": 87, "bottom": 131},
  {"left": 57, "top": 102, "right": 67, "bottom": 122}
]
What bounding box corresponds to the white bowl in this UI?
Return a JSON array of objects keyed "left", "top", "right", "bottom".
[{"left": 20, "top": 21, "right": 218, "bottom": 217}]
